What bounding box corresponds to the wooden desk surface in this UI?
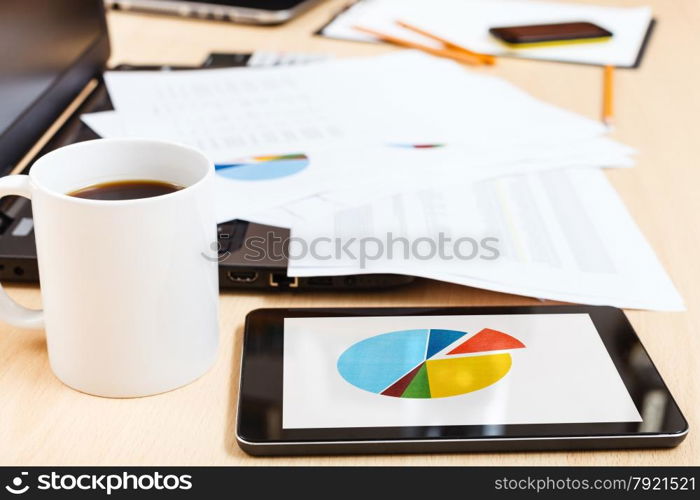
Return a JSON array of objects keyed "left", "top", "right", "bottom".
[{"left": 1, "top": 0, "right": 698, "bottom": 465}]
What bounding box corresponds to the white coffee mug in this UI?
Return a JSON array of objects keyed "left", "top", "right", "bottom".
[{"left": 0, "top": 139, "right": 219, "bottom": 397}]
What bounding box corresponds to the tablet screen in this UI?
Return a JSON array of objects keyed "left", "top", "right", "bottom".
[{"left": 282, "top": 313, "right": 642, "bottom": 430}]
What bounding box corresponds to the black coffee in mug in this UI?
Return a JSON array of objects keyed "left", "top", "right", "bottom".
[{"left": 68, "top": 180, "right": 183, "bottom": 200}]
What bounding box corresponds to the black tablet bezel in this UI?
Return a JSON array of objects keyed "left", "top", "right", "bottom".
[{"left": 237, "top": 306, "right": 688, "bottom": 445}]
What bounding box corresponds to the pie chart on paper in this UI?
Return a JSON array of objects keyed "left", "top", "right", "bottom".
[
  {"left": 215, "top": 153, "right": 309, "bottom": 181},
  {"left": 337, "top": 328, "right": 526, "bottom": 399}
]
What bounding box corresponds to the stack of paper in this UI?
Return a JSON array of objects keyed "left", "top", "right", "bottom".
[
  {"left": 321, "top": 0, "right": 653, "bottom": 67},
  {"left": 82, "top": 51, "right": 682, "bottom": 310},
  {"left": 263, "top": 169, "right": 682, "bottom": 311},
  {"left": 85, "top": 52, "right": 632, "bottom": 221}
]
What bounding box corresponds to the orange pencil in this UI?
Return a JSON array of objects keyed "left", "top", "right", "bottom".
[
  {"left": 603, "top": 65, "right": 614, "bottom": 126},
  {"left": 354, "top": 25, "right": 485, "bottom": 66},
  {"left": 396, "top": 20, "right": 496, "bottom": 66}
]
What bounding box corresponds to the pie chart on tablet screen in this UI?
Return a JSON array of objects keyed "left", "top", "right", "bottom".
[{"left": 337, "top": 328, "right": 526, "bottom": 399}]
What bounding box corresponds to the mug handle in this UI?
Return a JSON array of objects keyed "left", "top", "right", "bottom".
[{"left": 0, "top": 175, "right": 44, "bottom": 329}]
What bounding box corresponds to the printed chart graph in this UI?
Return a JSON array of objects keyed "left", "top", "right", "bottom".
[
  {"left": 215, "top": 153, "right": 309, "bottom": 181},
  {"left": 337, "top": 328, "right": 525, "bottom": 399},
  {"left": 388, "top": 143, "right": 445, "bottom": 149}
]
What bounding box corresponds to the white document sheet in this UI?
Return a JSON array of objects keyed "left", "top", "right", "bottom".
[
  {"left": 247, "top": 139, "right": 634, "bottom": 228},
  {"left": 101, "top": 51, "right": 608, "bottom": 161},
  {"left": 217, "top": 141, "right": 633, "bottom": 223},
  {"left": 321, "top": 0, "right": 444, "bottom": 46},
  {"left": 74, "top": 115, "right": 634, "bottom": 222},
  {"left": 84, "top": 51, "right": 634, "bottom": 222},
  {"left": 283, "top": 168, "right": 682, "bottom": 311},
  {"left": 87, "top": 51, "right": 636, "bottom": 226},
  {"left": 322, "top": 0, "right": 652, "bottom": 67},
  {"left": 81, "top": 110, "right": 127, "bottom": 137},
  {"left": 225, "top": 138, "right": 634, "bottom": 224},
  {"left": 283, "top": 313, "right": 641, "bottom": 429}
]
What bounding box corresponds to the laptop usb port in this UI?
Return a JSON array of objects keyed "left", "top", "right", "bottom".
[
  {"left": 227, "top": 270, "right": 258, "bottom": 283},
  {"left": 269, "top": 272, "right": 299, "bottom": 288}
]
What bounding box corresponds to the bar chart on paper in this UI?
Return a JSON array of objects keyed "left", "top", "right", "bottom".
[{"left": 337, "top": 328, "right": 526, "bottom": 399}]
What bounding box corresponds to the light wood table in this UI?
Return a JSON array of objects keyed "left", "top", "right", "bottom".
[{"left": 1, "top": 0, "right": 698, "bottom": 465}]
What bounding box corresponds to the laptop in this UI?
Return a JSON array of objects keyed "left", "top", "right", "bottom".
[
  {"left": 0, "top": 0, "right": 415, "bottom": 291},
  {"left": 105, "top": 0, "right": 324, "bottom": 25}
]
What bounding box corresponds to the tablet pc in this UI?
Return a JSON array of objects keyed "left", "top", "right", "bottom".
[{"left": 236, "top": 306, "right": 687, "bottom": 456}]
